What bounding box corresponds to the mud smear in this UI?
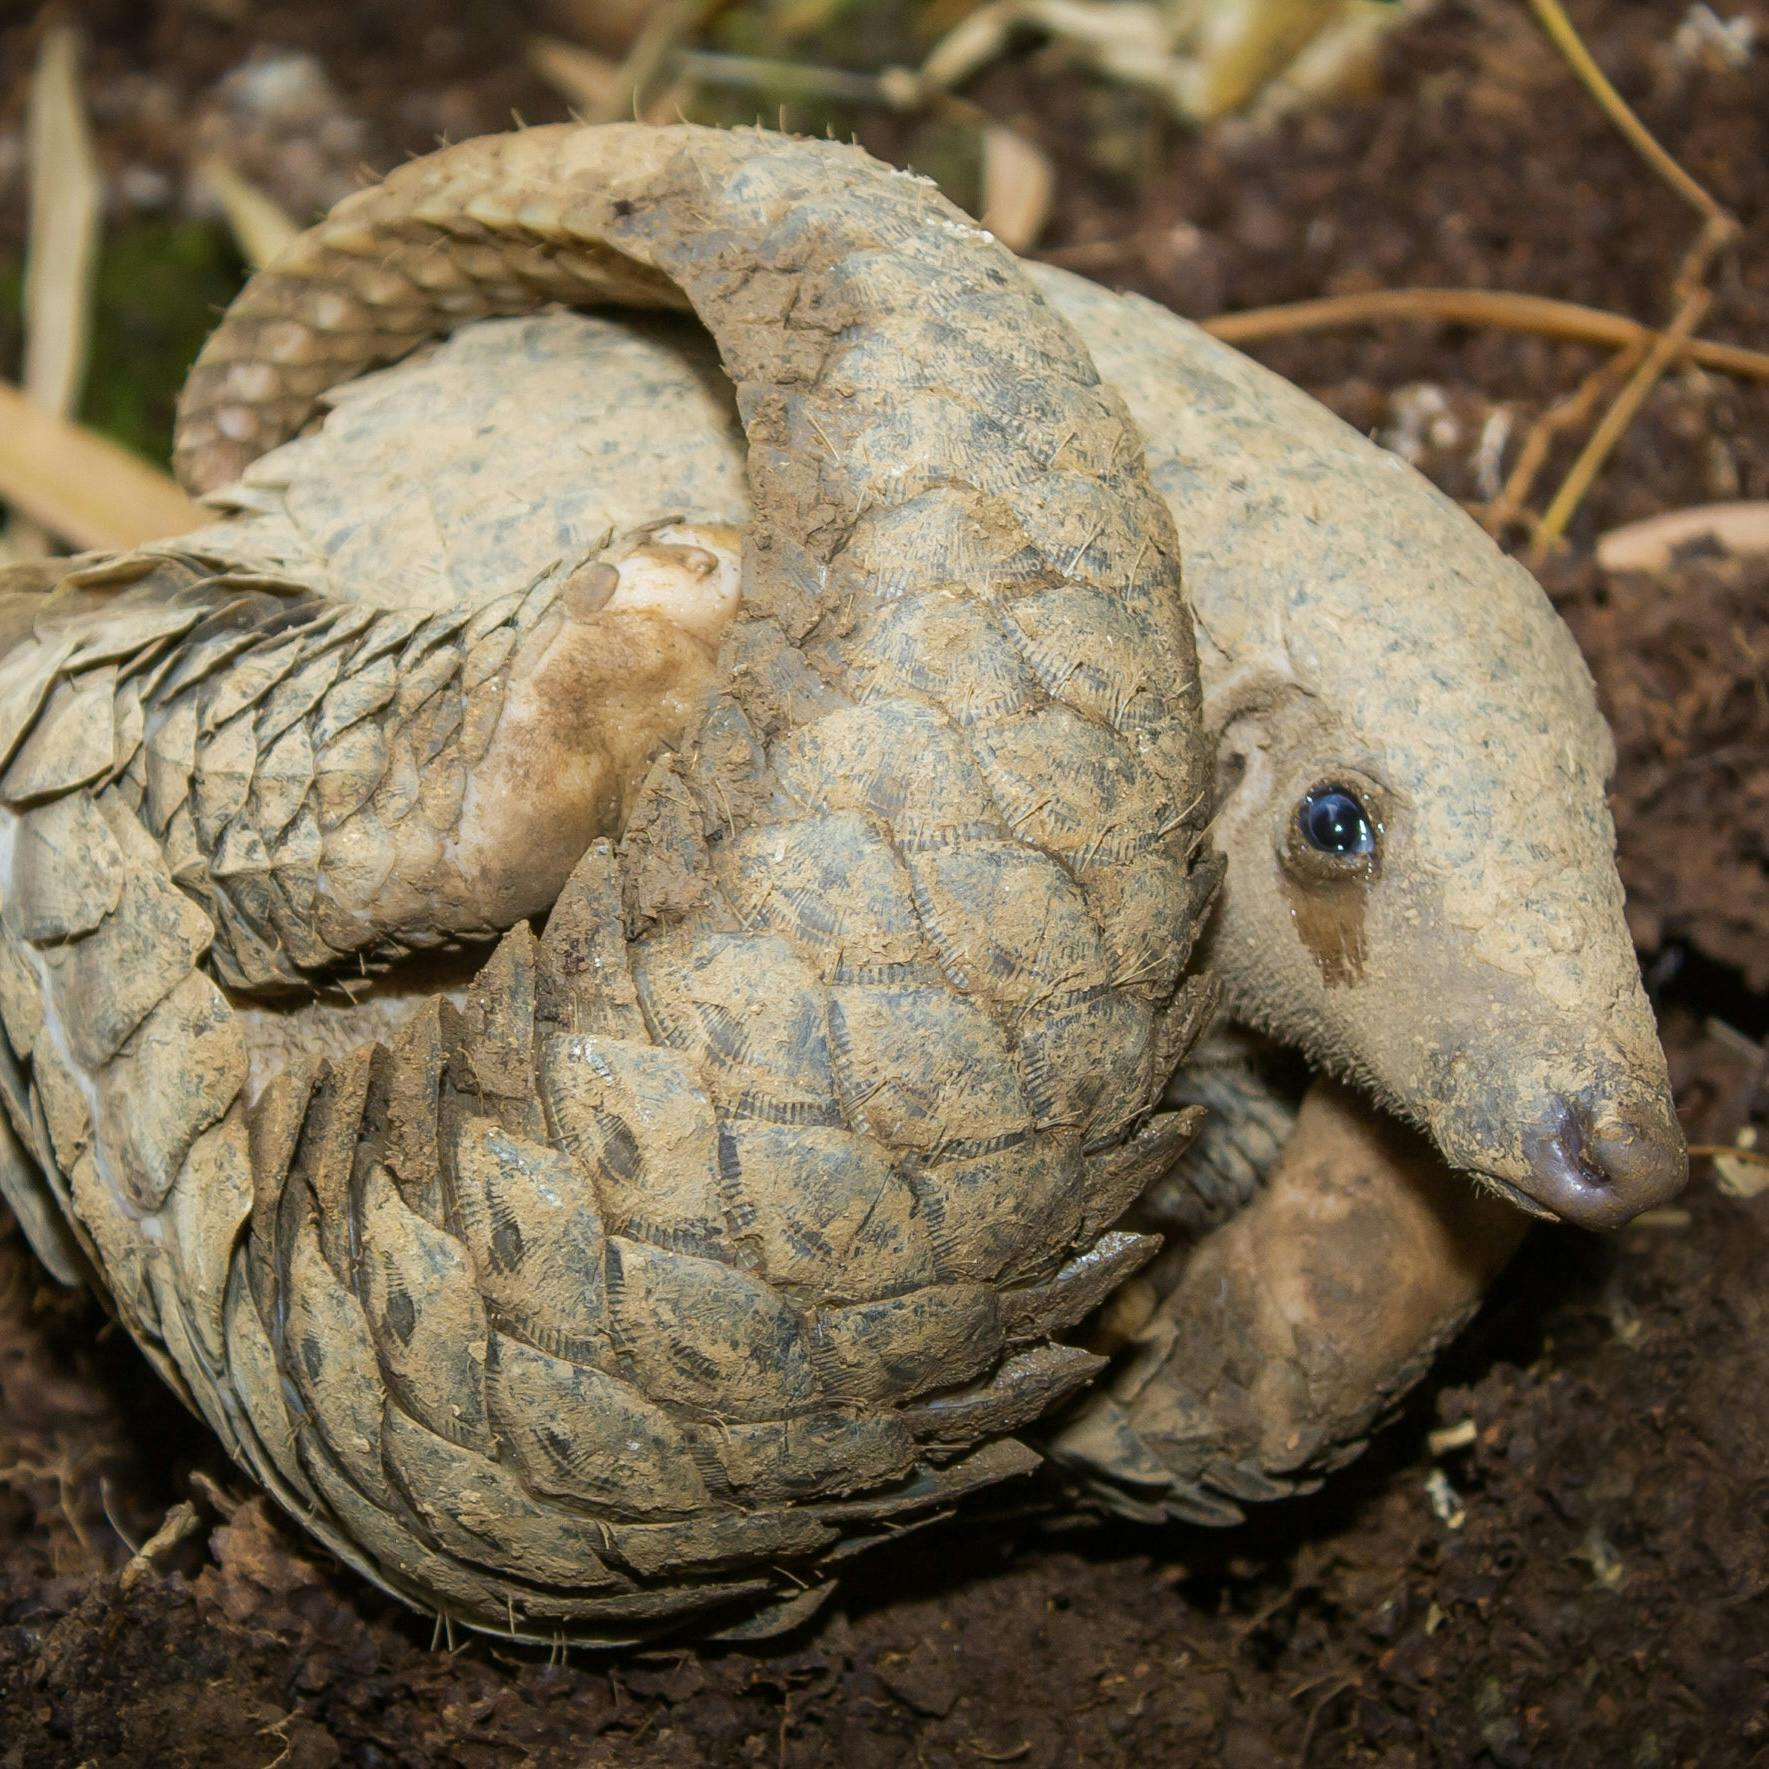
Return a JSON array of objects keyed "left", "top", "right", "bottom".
[
  {"left": 1280, "top": 872, "right": 1370, "bottom": 987},
  {"left": 1280, "top": 832, "right": 1382, "bottom": 988}
]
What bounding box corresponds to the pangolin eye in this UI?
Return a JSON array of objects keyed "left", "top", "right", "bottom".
[{"left": 1298, "top": 784, "right": 1376, "bottom": 858}]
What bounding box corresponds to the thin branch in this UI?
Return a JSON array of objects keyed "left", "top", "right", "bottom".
[
  {"left": 1519, "top": 0, "right": 1741, "bottom": 546},
  {"left": 1531, "top": 214, "right": 1736, "bottom": 552},
  {"left": 1482, "top": 342, "right": 1643, "bottom": 537},
  {"left": 1525, "top": 0, "right": 1734, "bottom": 230},
  {"left": 1195, "top": 287, "right": 1769, "bottom": 383},
  {"left": 11, "top": 24, "right": 101, "bottom": 559},
  {"left": 1530, "top": 287, "right": 1709, "bottom": 553}
]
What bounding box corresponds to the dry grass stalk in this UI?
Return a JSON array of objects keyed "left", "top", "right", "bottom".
[
  {"left": 535, "top": 0, "right": 658, "bottom": 58},
  {"left": 980, "top": 123, "right": 1055, "bottom": 251},
  {"left": 581, "top": 0, "right": 722, "bottom": 125},
  {"left": 529, "top": 35, "right": 626, "bottom": 116},
  {"left": 0, "top": 381, "right": 208, "bottom": 550},
  {"left": 196, "top": 154, "right": 300, "bottom": 269},
  {"left": 10, "top": 24, "right": 102, "bottom": 558}
]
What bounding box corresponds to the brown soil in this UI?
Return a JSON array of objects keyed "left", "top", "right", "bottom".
[{"left": 2, "top": 2, "right": 1767, "bottom": 1764}]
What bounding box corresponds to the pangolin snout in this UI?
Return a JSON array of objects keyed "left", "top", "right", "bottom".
[{"left": 1517, "top": 1091, "right": 1688, "bottom": 1230}]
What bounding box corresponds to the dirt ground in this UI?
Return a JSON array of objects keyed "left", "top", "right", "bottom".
[{"left": 0, "top": 1, "right": 1766, "bottom": 1764}]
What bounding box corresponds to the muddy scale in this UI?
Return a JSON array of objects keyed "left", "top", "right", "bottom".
[{"left": 0, "top": 123, "right": 1235, "bottom": 1644}]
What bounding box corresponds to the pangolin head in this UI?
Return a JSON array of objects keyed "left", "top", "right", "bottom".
[{"left": 1181, "top": 411, "right": 1685, "bottom": 1230}]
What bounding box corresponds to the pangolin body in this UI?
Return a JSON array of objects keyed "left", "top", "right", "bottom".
[
  {"left": 0, "top": 127, "right": 1221, "bottom": 1641},
  {"left": 165, "top": 198, "right": 1685, "bottom": 1524},
  {"left": 0, "top": 116, "right": 1685, "bottom": 1633},
  {"left": 183, "top": 256, "right": 1682, "bottom": 1232}
]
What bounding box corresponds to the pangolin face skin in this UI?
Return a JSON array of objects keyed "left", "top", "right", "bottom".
[{"left": 1195, "top": 585, "right": 1686, "bottom": 1230}]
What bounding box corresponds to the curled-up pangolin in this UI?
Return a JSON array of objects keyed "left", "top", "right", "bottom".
[
  {"left": 0, "top": 121, "right": 1684, "bottom": 1637},
  {"left": 170, "top": 137, "right": 1684, "bottom": 1516}
]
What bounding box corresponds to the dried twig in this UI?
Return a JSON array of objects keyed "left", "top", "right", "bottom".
[
  {"left": 1196, "top": 287, "right": 1769, "bottom": 383},
  {"left": 1293, "top": 1671, "right": 1359, "bottom": 1768},
  {"left": 1482, "top": 342, "right": 1643, "bottom": 537},
  {"left": 11, "top": 24, "right": 102, "bottom": 557},
  {"left": 673, "top": 48, "right": 922, "bottom": 109},
  {"left": 1522, "top": 0, "right": 1741, "bottom": 549},
  {"left": 118, "top": 1499, "right": 204, "bottom": 1593},
  {"left": 1530, "top": 217, "right": 1734, "bottom": 555},
  {"left": 1525, "top": 0, "right": 1733, "bottom": 228}
]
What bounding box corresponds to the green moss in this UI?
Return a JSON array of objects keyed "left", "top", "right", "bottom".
[
  {"left": 81, "top": 220, "right": 247, "bottom": 466},
  {"left": 0, "top": 257, "right": 20, "bottom": 387},
  {"left": 0, "top": 218, "right": 245, "bottom": 472}
]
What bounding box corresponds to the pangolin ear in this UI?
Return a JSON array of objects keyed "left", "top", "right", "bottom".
[{"left": 1204, "top": 659, "right": 1300, "bottom": 803}]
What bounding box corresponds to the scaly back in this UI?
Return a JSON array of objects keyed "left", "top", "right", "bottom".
[{"left": 0, "top": 125, "right": 1217, "bottom": 1641}]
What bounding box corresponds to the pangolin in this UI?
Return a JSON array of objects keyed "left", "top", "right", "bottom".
[
  {"left": 168, "top": 146, "right": 1685, "bottom": 1517},
  {"left": 0, "top": 121, "right": 1684, "bottom": 1636}
]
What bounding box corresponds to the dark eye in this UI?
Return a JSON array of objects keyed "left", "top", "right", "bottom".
[{"left": 1298, "top": 785, "right": 1376, "bottom": 858}]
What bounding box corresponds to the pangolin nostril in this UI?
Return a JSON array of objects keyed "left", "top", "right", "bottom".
[
  {"left": 1520, "top": 1093, "right": 1688, "bottom": 1230},
  {"left": 1569, "top": 1127, "right": 1612, "bottom": 1191}
]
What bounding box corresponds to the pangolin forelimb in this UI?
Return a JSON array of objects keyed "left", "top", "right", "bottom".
[{"left": 1049, "top": 1078, "right": 1528, "bottom": 1522}]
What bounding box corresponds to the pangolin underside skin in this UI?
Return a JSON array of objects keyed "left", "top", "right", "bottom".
[{"left": 0, "top": 126, "right": 1225, "bottom": 1641}]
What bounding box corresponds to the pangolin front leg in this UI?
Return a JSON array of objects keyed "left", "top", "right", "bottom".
[
  {"left": 143, "top": 520, "right": 740, "bottom": 993},
  {"left": 1050, "top": 1077, "right": 1528, "bottom": 1520}
]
